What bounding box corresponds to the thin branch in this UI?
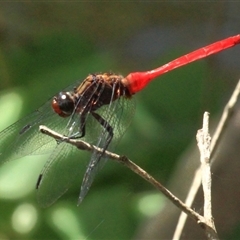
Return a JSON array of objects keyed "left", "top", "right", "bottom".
[
  {"left": 39, "top": 125, "right": 211, "bottom": 229},
  {"left": 173, "top": 79, "right": 240, "bottom": 239},
  {"left": 172, "top": 167, "right": 202, "bottom": 240},
  {"left": 196, "top": 112, "right": 218, "bottom": 240},
  {"left": 210, "top": 80, "right": 240, "bottom": 161}
]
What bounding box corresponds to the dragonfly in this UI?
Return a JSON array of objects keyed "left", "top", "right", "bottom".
[{"left": 0, "top": 34, "right": 239, "bottom": 207}]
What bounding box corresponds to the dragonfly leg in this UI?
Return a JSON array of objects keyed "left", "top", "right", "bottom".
[
  {"left": 91, "top": 111, "right": 113, "bottom": 154},
  {"left": 77, "top": 112, "right": 114, "bottom": 204},
  {"left": 69, "top": 124, "right": 85, "bottom": 139},
  {"left": 78, "top": 112, "right": 86, "bottom": 138},
  {"left": 68, "top": 112, "right": 87, "bottom": 139}
]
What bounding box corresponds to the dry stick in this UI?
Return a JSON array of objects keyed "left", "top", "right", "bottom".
[
  {"left": 196, "top": 112, "right": 218, "bottom": 240},
  {"left": 197, "top": 113, "right": 213, "bottom": 225},
  {"left": 39, "top": 125, "right": 215, "bottom": 232},
  {"left": 173, "top": 80, "right": 240, "bottom": 239}
]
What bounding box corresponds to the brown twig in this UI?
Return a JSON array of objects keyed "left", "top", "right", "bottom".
[{"left": 39, "top": 125, "right": 212, "bottom": 229}]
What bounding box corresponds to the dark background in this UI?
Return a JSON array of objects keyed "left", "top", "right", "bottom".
[{"left": 0, "top": 2, "right": 240, "bottom": 239}]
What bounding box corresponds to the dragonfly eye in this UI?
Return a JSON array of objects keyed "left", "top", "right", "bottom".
[{"left": 52, "top": 92, "right": 75, "bottom": 117}]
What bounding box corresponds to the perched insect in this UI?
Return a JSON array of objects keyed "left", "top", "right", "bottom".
[{"left": 0, "top": 34, "right": 239, "bottom": 207}]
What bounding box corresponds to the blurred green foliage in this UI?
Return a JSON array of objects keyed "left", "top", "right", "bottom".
[{"left": 0, "top": 2, "right": 239, "bottom": 240}]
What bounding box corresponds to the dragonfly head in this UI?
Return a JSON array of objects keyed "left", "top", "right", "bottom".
[{"left": 52, "top": 91, "right": 75, "bottom": 117}]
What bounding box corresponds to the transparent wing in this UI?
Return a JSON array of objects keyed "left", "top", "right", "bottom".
[
  {"left": 0, "top": 102, "right": 53, "bottom": 164},
  {"left": 78, "top": 95, "right": 135, "bottom": 204},
  {"left": 35, "top": 109, "right": 84, "bottom": 207},
  {"left": 0, "top": 80, "right": 82, "bottom": 165},
  {"left": 36, "top": 93, "right": 135, "bottom": 207},
  {"left": 36, "top": 141, "right": 85, "bottom": 208},
  {"left": 0, "top": 80, "right": 86, "bottom": 207}
]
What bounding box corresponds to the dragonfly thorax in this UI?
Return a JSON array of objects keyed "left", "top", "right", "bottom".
[
  {"left": 74, "top": 73, "right": 132, "bottom": 111},
  {"left": 52, "top": 73, "right": 132, "bottom": 118}
]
